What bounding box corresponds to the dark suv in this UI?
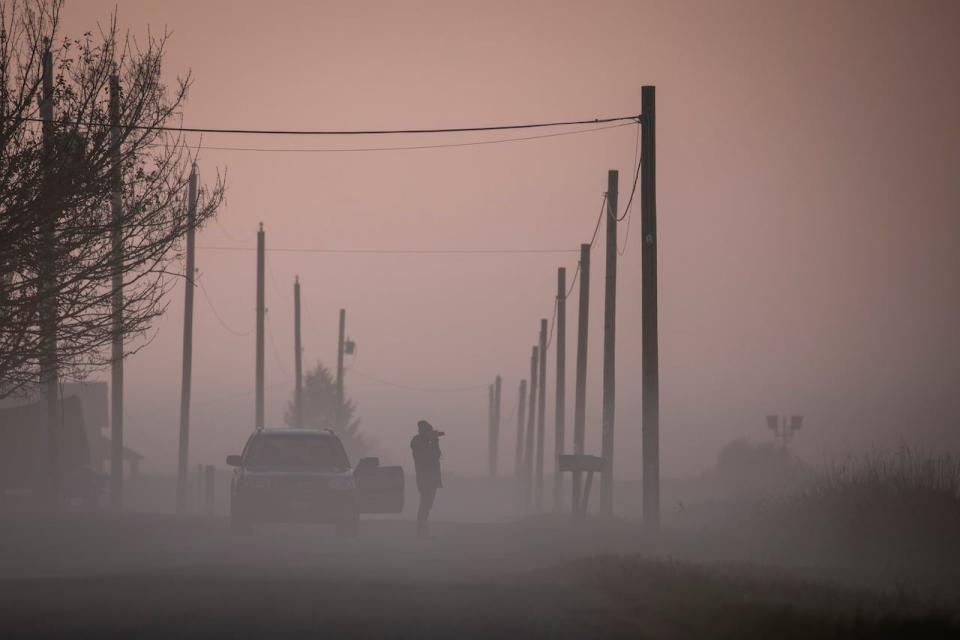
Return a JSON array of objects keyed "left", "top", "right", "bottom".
[{"left": 226, "top": 428, "right": 403, "bottom": 536}]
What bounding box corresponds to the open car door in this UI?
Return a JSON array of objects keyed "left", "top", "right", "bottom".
[{"left": 355, "top": 458, "right": 404, "bottom": 514}]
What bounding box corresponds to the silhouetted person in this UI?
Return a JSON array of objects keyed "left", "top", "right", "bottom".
[{"left": 411, "top": 420, "right": 443, "bottom": 539}]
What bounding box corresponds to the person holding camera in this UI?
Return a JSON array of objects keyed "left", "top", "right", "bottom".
[{"left": 410, "top": 420, "right": 443, "bottom": 539}]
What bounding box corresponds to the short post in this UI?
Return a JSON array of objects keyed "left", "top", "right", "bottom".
[{"left": 204, "top": 465, "right": 215, "bottom": 516}]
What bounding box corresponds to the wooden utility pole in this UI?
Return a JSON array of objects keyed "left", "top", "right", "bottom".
[
  {"left": 553, "top": 267, "right": 567, "bottom": 510},
  {"left": 487, "top": 383, "right": 494, "bottom": 475},
  {"left": 523, "top": 345, "right": 538, "bottom": 511},
  {"left": 176, "top": 166, "right": 197, "bottom": 514},
  {"left": 514, "top": 379, "right": 527, "bottom": 478},
  {"left": 109, "top": 73, "right": 124, "bottom": 512},
  {"left": 535, "top": 318, "right": 547, "bottom": 510},
  {"left": 335, "top": 308, "right": 346, "bottom": 431},
  {"left": 600, "top": 170, "right": 619, "bottom": 517},
  {"left": 489, "top": 375, "right": 502, "bottom": 477},
  {"left": 255, "top": 223, "right": 265, "bottom": 430},
  {"left": 641, "top": 85, "right": 660, "bottom": 530},
  {"left": 39, "top": 41, "right": 60, "bottom": 505},
  {"left": 572, "top": 243, "right": 590, "bottom": 513},
  {"left": 293, "top": 276, "right": 303, "bottom": 427}
]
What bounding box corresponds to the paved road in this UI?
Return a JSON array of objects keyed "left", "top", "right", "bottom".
[{"left": 0, "top": 513, "right": 955, "bottom": 639}]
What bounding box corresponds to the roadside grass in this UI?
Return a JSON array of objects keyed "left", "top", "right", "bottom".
[{"left": 554, "top": 554, "right": 959, "bottom": 639}]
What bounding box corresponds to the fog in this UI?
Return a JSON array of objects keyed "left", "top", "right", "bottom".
[
  {"left": 3, "top": 0, "right": 960, "bottom": 637},
  {"left": 55, "top": 0, "right": 960, "bottom": 478}
]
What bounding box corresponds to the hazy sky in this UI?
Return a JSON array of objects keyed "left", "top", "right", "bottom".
[{"left": 59, "top": 0, "right": 960, "bottom": 477}]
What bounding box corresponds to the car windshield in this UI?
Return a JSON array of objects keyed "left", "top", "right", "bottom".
[{"left": 244, "top": 435, "right": 349, "bottom": 470}]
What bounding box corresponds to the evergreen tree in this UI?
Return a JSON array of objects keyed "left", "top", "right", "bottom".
[{"left": 284, "top": 362, "right": 371, "bottom": 460}]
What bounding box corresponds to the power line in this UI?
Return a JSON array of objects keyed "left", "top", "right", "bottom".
[
  {"left": 614, "top": 122, "right": 642, "bottom": 224},
  {"left": 618, "top": 120, "right": 642, "bottom": 255},
  {"left": 196, "top": 275, "right": 253, "bottom": 337},
  {"left": 20, "top": 113, "right": 640, "bottom": 136},
  {"left": 588, "top": 193, "right": 608, "bottom": 249},
  {"left": 197, "top": 246, "right": 578, "bottom": 255},
  {"left": 166, "top": 122, "right": 634, "bottom": 153}
]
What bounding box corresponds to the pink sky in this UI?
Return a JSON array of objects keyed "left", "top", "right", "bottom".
[{"left": 60, "top": 0, "right": 960, "bottom": 477}]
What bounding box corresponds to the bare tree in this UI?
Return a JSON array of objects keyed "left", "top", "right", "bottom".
[{"left": 0, "top": 0, "right": 224, "bottom": 398}]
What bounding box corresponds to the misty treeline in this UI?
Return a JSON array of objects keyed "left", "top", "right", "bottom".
[
  {"left": 0, "top": 0, "right": 223, "bottom": 398},
  {"left": 284, "top": 362, "right": 372, "bottom": 459}
]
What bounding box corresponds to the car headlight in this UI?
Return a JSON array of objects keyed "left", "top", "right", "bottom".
[{"left": 329, "top": 477, "right": 355, "bottom": 491}]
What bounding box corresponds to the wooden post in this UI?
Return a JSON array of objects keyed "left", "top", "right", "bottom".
[
  {"left": 293, "top": 276, "right": 303, "bottom": 427},
  {"left": 572, "top": 243, "right": 590, "bottom": 513},
  {"left": 554, "top": 267, "right": 566, "bottom": 510},
  {"left": 491, "top": 375, "right": 502, "bottom": 477},
  {"left": 535, "top": 318, "right": 547, "bottom": 511},
  {"left": 514, "top": 379, "right": 527, "bottom": 479},
  {"left": 336, "top": 308, "right": 345, "bottom": 431},
  {"left": 524, "top": 345, "right": 538, "bottom": 512},
  {"left": 176, "top": 166, "right": 197, "bottom": 514},
  {"left": 109, "top": 73, "right": 124, "bottom": 512},
  {"left": 204, "top": 465, "right": 215, "bottom": 516},
  {"left": 255, "top": 223, "right": 265, "bottom": 430},
  {"left": 487, "top": 383, "right": 494, "bottom": 476},
  {"left": 601, "top": 169, "right": 618, "bottom": 517},
  {"left": 641, "top": 85, "right": 660, "bottom": 530}
]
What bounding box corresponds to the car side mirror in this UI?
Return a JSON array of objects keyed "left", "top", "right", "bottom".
[
  {"left": 226, "top": 455, "right": 242, "bottom": 467},
  {"left": 356, "top": 457, "right": 380, "bottom": 472}
]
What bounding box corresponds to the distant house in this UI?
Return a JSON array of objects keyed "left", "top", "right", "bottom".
[
  {"left": 0, "top": 395, "right": 90, "bottom": 494},
  {"left": 0, "top": 382, "right": 143, "bottom": 496}
]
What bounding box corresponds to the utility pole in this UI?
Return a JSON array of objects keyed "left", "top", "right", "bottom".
[
  {"left": 514, "top": 379, "right": 527, "bottom": 479},
  {"left": 554, "top": 267, "right": 567, "bottom": 510},
  {"left": 176, "top": 165, "right": 197, "bottom": 514},
  {"left": 39, "top": 40, "right": 60, "bottom": 506},
  {"left": 255, "top": 223, "right": 265, "bottom": 430},
  {"left": 523, "top": 345, "right": 538, "bottom": 512},
  {"left": 572, "top": 243, "right": 590, "bottom": 514},
  {"left": 489, "top": 375, "right": 502, "bottom": 477},
  {"left": 641, "top": 85, "right": 660, "bottom": 531},
  {"left": 109, "top": 73, "right": 124, "bottom": 512},
  {"left": 335, "top": 308, "right": 345, "bottom": 431},
  {"left": 293, "top": 276, "right": 303, "bottom": 427},
  {"left": 487, "top": 383, "right": 494, "bottom": 475},
  {"left": 535, "top": 318, "right": 547, "bottom": 510},
  {"left": 600, "top": 170, "right": 618, "bottom": 517}
]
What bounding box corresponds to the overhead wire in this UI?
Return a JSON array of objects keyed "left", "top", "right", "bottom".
[
  {"left": 165, "top": 121, "right": 634, "bottom": 154},
  {"left": 196, "top": 274, "right": 254, "bottom": 337},
  {"left": 196, "top": 246, "right": 578, "bottom": 255},
  {"left": 614, "top": 122, "right": 642, "bottom": 224},
  {"left": 19, "top": 113, "right": 640, "bottom": 136},
  {"left": 618, "top": 120, "right": 641, "bottom": 255}
]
